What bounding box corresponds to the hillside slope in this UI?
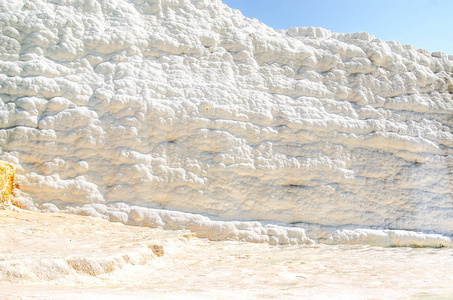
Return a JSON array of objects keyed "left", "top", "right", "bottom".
[{"left": 0, "top": 0, "right": 452, "bottom": 244}]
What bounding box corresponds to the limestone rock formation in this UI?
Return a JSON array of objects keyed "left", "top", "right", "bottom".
[
  {"left": 0, "top": 161, "right": 16, "bottom": 206},
  {"left": 0, "top": 0, "right": 452, "bottom": 245}
]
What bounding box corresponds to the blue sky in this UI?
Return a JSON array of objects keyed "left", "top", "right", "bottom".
[{"left": 222, "top": 0, "right": 453, "bottom": 55}]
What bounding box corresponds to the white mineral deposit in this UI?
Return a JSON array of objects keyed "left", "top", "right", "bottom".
[
  {"left": 0, "top": 0, "right": 453, "bottom": 298},
  {"left": 1, "top": 209, "right": 452, "bottom": 299}
]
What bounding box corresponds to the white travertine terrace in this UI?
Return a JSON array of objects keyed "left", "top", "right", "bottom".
[{"left": 0, "top": 0, "right": 452, "bottom": 246}]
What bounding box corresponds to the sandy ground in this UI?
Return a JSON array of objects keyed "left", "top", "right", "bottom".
[{"left": 1, "top": 209, "right": 453, "bottom": 300}]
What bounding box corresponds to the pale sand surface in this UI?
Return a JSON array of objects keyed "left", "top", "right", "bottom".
[{"left": 1, "top": 210, "right": 452, "bottom": 300}]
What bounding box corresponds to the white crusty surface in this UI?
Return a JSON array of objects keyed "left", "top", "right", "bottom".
[{"left": 1, "top": 0, "right": 452, "bottom": 245}]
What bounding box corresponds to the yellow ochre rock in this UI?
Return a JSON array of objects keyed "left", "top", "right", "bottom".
[{"left": 0, "top": 161, "right": 16, "bottom": 206}]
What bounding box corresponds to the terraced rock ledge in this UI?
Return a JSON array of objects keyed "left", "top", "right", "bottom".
[{"left": 0, "top": 209, "right": 192, "bottom": 283}]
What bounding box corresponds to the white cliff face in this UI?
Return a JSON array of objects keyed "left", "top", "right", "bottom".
[{"left": 0, "top": 0, "right": 452, "bottom": 245}]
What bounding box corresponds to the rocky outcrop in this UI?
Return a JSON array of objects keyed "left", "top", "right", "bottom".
[
  {"left": 0, "top": 161, "right": 16, "bottom": 206},
  {"left": 0, "top": 0, "right": 452, "bottom": 244}
]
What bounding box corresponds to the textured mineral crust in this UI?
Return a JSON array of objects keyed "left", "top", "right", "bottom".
[
  {"left": 0, "top": 161, "right": 16, "bottom": 206},
  {"left": 0, "top": 209, "right": 453, "bottom": 299},
  {"left": 0, "top": 0, "right": 452, "bottom": 245}
]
